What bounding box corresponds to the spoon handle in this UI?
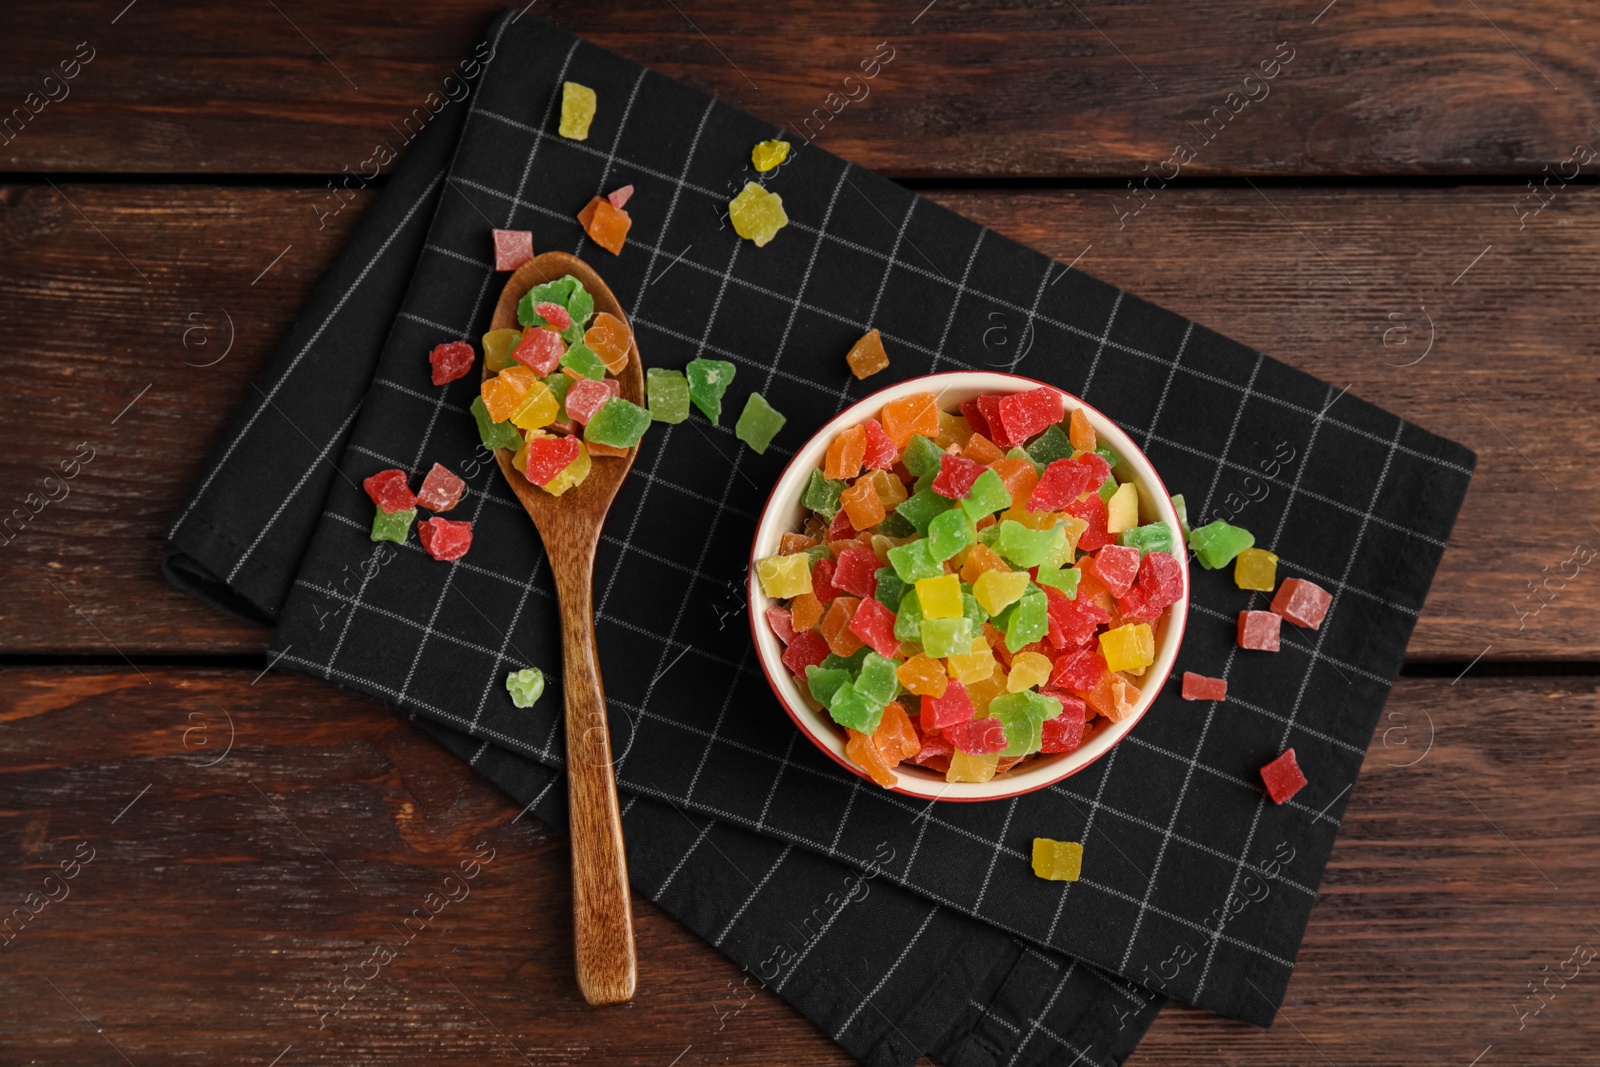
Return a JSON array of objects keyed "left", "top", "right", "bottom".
[{"left": 550, "top": 534, "right": 637, "bottom": 1005}]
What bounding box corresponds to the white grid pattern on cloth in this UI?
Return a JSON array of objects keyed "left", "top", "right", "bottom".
[
  {"left": 828, "top": 903, "right": 941, "bottom": 1037},
  {"left": 1003, "top": 258, "right": 1057, "bottom": 374},
  {"left": 713, "top": 841, "right": 794, "bottom": 947},
  {"left": 1075, "top": 289, "right": 1126, "bottom": 401},
  {"left": 1004, "top": 957, "right": 1088, "bottom": 1067}
]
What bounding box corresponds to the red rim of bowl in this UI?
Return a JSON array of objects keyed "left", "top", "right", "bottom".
[{"left": 746, "top": 371, "right": 1190, "bottom": 802}]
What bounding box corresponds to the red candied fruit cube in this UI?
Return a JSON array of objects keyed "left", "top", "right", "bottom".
[
  {"left": 523, "top": 436, "right": 582, "bottom": 486},
  {"left": 1272, "top": 578, "right": 1333, "bottom": 630},
  {"left": 512, "top": 328, "right": 567, "bottom": 375},
  {"left": 1029, "top": 458, "right": 1096, "bottom": 512},
  {"left": 416, "top": 463, "right": 466, "bottom": 512},
  {"left": 417, "top": 517, "right": 473, "bottom": 561},
  {"left": 1074, "top": 451, "right": 1112, "bottom": 485},
  {"left": 765, "top": 605, "right": 797, "bottom": 645},
  {"left": 827, "top": 509, "right": 857, "bottom": 542},
  {"left": 429, "top": 341, "right": 475, "bottom": 386},
  {"left": 1260, "top": 748, "right": 1308, "bottom": 804},
  {"left": 923, "top": 679, "right": 976, "bottom": 730},
  {"left": 974, "top": 395, "right": 1015, "bottom": 448},
  {"left": 1181, "top": 672, "right": 1228, "bottom": 702},
  {"left": 1043, "top": 585, "right": 1111, "bottom": 649},
  {"left": 783, "top": 630, "right": 830, "bottom": 676},
  {"left": 811, "top": 557, "right": 842, "bottom": 604},
  {"left": 907, "top": 729, "right": 954, "bottom": 766},
  {"left": 861, "top": 418, "right": 898, "bottom": 470},
  {"left": 932, "top": 453, "right": 985, "bottom": 499},
  {"left": 1120, "top": 551, "right": 1183, "bottom": 620},
  {"left": 564, "top": 377, "right": 615, "bottom": 425},
  {"left": 1237, "top": 610, "right": 1281, "bottom": 652},
  {"left": 995, "top": 388, "right": 1064, "bottom": 447},
  {"left": 848, "top": 597, "right": 899, "bottom": 657},
  {"left": 534, "top": 301, "right": 573, "bottom": 331},
  {"left": 1039, "top": 711, "right": 1087, "bottom": 753},
  {"left": 946, "top": 716, "right": 1008, "bottom": 755},
  {"left": 492, "top": 229, "right": 533, "bottom": 271},
  {"left": 607, "top": 184, "right": 634, "bottom": 210},
  {"left": 363, "top": 469, "right": 415, "bottom": 513},
  {"left": 832, "top": 546, "right": 879, "bottom": 599},
  {"left": 1094, "top": 544, "right": 1141, "bottom": 597},
  {"left": 1050, "top": 646, "right": 1107, "bottom": 692},
  {"left": 959, "top": 398, "right": 992, "bottom": 440},
  {"left": 1066, "top": 492, "right": 1112, "bottom": 551}
]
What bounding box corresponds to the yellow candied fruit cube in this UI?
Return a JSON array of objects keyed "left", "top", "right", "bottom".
[
  {"left": 935, "top": 410, "right": 973, "bottom": 450},
  {"left": 915, "top": 573, "right": 963, "bottom": 619},
  {"left": 947, "top": 750, "right": 1000, "bottom": 784},
  {"left": 1031, "top": 838, "right": 1083, "bottom": 881},
  {"left": 1000, "top": 505, "right": 1062, "bottom": 532},
  {"left": 728, "top": 181, "right": 789, "bottom": 247},
  {"left": 1106, "top": 481, "right": 1139, "bottom": 534},
  {"left": 1234, "top": 547, "right": 1279, "bottom": 592},
  {"left": 946, "top": 638, "right": 996, "bottom": 685},
  {"left": 1098, "top": 622, "right": 1154, "bottom": 673},
  {"left": 1006, "top": 651, "right": 1053, "bottom": 693},
  {"left": 542, "top": 442, "right": 592, "bottom": 497},
  {"left": 972, "top": 570, "right": 1030, "bottom": 617},
  {"left": 755, "top": 553, "right": 814, "bottom": 599},
  {"left": 509, "top": 380, "right": 560, "bottom": 430},
  {"left": 897, "top": 653, "right": 948, "bottom": 698},
  {"left": 751, "top": 138, "right": 791, "bottom": 173},
  {"left": 482, "top": 328, "right": 522, "bottom": 372},
  {"left": 865, "top": 468, "right": 908, "bottom": 510},
  {"left": 559, "top": 81, "right": 597, "bottom": 140},
  {"left": 966, "top": 673, "right": 1006, "bottom": 716}
]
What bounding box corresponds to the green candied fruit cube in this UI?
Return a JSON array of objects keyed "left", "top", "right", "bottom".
[
  {"left": 896, "top": 488, "right": 954, "bottom": 536},
  {"left": 1034, "top": 563, "right": 1080, "bottom": 599},
  {"left": 505, "top": 667, "right": 546, "bottom": 708},
  {"left": 686, "top": 357, "right": 737, "bottom": 423},
  {"left": 804, "top": 665, "right": 851, "bottom": 706},
  {"left": 926, "top": 507, "right": 975, "bottom": 561},
  {"left": 887, "top": 539, "right": 943, "bottom": 583},
  {"left": 1188, "top": 519, "right": 1256, "bottom": 570},
  {"left": 855, "top": 651, "right": 900, "bottom": 706},
  {"left": 517, "top": 276, "right": 578, "bottom": 325},
  {"left": 989, "top": 693, "right": 1044, "bottom": 757},
  {"left": 1098, "top": 475, "right": 1119, "bottom": 503},
  {"left": 371, "top": 505, "right": 416, "bottom": 544},
  {"left": 559, "top": 343, "right": 607, "bottom": 381},
  {"left": 876, "top": 510, "right": 917, "bottom": 538},
  {"left": 961, "top": 587, "right": 986, "bottom": 628},
  {"left": 993, "top": 520, "right": 1065, "bottom": 569},
  {"left": 961, "top": 468, "right": 1013, "bottom": 521},
  {"left": 471, "top": 395, "right": 523, "bottom": 452},
  {"left": 920, "top": 616, "right": 973, "bottom": 659},
  {"left": 646, "top": 367, "right": 691, "bottom": 424},
  {"left": 1094, "top": 444, "right": 1119, "bottom": 468},
  {"left": 563, "top": 279, "right": 594, "bottom": 334},
  {"left": 874, "top": 567, "right": 908, "bottom": 612},
  {"left": 543, "top": 371, "right": 575, "bottom": 410},
  {"left": 804, "top": 543, "right": 831, "bottom": 567},
  {"left": 1005, "top": 447, "right": 1043, "bottom": 475},
  {"left": 734, "top": 392, "right": 787, "bottom": 455},
  {"left": 801, "top": 468, "right": 846, "bottom": 520},
  {"left": 893, "top": 592, "right": 924, "bottom": 641},
  {"left": 827, "top": 682, "right": 884, "bottom": 733},
  {"left": 901, "top": 434, "right": 946, "bottom": 480},
  {"left": 1119, "top": 521, "right": 1177, "bottom": 558},
  {"left": 976, "top": 523, "right": 1002, "bottom": 548},
  {"left": 822, "top": 647, "right": 872, "bottom": 675},
  {"left": 1170, "top": 493, "right": 1190, "bottom": 537},
  {"left": 1025, "top": 424, "right": 1073, "bottom": 466},
  {"left": 1004, "top": 587, "right": 1048, "bottom": 653},
  {"left": 586, "top": 398, "right": 652, "bottom": 448}
]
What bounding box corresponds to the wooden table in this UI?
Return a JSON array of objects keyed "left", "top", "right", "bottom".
[{"left": 4, "top": 3, "right": 1598, "bottom": 1063}]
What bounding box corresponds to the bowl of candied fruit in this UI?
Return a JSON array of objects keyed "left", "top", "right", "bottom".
[{"left": 748, "top": 372, "right": 1190, "bottom": 801}]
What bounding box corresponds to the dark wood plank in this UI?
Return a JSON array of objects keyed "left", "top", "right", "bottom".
[
  {"left": 3, "top": 670, "right": 1596, "bottom": 1064},
  {"left": 2, "top": 185, "right": 1593, "bottom": 657},
  {"left": 3, "top": 1, "right": 1600, "bottom": 177}
]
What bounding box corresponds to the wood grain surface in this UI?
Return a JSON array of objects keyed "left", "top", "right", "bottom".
[
  {"left": 2, "top": 2, "right": 1600, "bottom": 178},
  {"left": 1, "top": 185, "right": 1593, "bottom": 658},
  {"left": 0, "top": 669, "right": 1595, "bottom": 1065}
]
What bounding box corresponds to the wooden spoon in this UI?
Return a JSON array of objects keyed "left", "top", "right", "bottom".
[{"left": 488, "top": 252, "right": 639, "bottom": 1006}]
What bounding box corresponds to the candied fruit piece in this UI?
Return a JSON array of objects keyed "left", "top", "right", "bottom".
[
  {"left": 531, "top": 301, "right": 573, "bottom": 331},
  {"left": 946, "top": 638, "right": 997, "bottom": 685},
  {"left": 363, "top": 469, "right": 415, "bottom": 514},
  {"left": 921, "top": 616, "right": 973, "bottom": 659},
  {"left": 1189, "top": 519, "right": 1255, "bottom": 570},
  {"left": 946, "top": 749, "right": 1000, "bottom": 783},
  {"left": 512, "top": 327, "right": 566, "bottom": 376},
  {"left": 580, "top": 195, "right": 632, "bottom": 256},
  {"left": 1235, "top": 547, "right": 1278, "bottom": 591},
  {"left": 1031, "top": 838, "right": 1083, "bottom": 881},
  {"left": 429, "top": 340, "right": 475, "bottom": 386},
  {"left": 1105, "top": 481, "right": 1139, "bottom": 534},
  {"left": 509, "top": 379, "right": 560, "bottom": 431},
  {"left": 1237, "top": 610, "right": 1281, "bottom": 652},
  {"left": 560, "top": 343, "right": 608, "bottom": 381},
  {"left": 961, "top": 469, "right": 1013, "bottom": 521},
  {"left": 492, "top": 229, "right": 534, "bottom": 272},
  {"left": 1006, "top": 651, "right": 1053, "bottom": 692},
  {"left": 963, "top": 432, "right": 1006, "bottom": 465},
  {"left": 832, "top": 546, "right": 879, "bottom": 599},
  {"left": 1272, "top": 578, "right": 1333, "bottom": 629},
  {"left": 585, "top": 312, "right": 633, "bottom": 374},
  {"left": 471, "top": 395, "right": 523, "bottom": 453},
  {"left": 861, "top": 418, "right": 897, "bottom": 470},
  {"left": 646, "top": 367, "right": 690, "bottom": 424},
  {"left": 945, "top": 716, "right": 1007, "bottom": 755},
  {"left": 916, "top": 574, "right": 963, "bottom": 619},
  {"left": 735, "top": 392, "right": 787, "bottom": 454},
  {"left": 417, "top": 516, "right": 473, "bottom": 561},
  {"left": 520, "top": 434, "right": 580, "bottom": 485},
  {"left": 1068, "top": 408, "right": 1096, "bottom": 453},
  {"left": 1026, "top": 424, "right": 1073, "bottom": 466},
  {"left": 845, "top": 729, "right": 899, "bottom": 787},
  {"left": 1118, "top": 521, "right": 1176, "bottom": 558},
  {"left": 370, "top": 505, "right": 415, "bottom": 544},
  {"left": 821, "top": 597, "right": 865, "bottom": 656},
  {"left": 756, "top": 553, "right": 814, "bottom": 599},
  {"left": 848, "top": 597, "right": 899, "bottom": 658},
  {"left": 585, "top": 398, "right": 651, "bottom": 448},
  {"left": 812, "top": 557, "right": 843, "bottom": 603},
  {"left": 826, "top": 426, "right": 867, "bottom": 480},
  {"left": 751, "top": 138, "right": 791, "bottom": 172},
  {"left": 839, "top": 479, "right": 885, "bottom": 531},
  {"left": 1094, "top": 544, "right": 1141, "bottom": 597},
  {"left": 607, "top": 184, "right": 634, "bottom": 209},
  {"left": 933, "top": 453, "right": 985, "bottom": 500},
  {"left": 765, "top": 605, "right": 797, "bottom": 645},
  {"left": 783, "top": 630, "right": 830, "bottom": 676},
  {"left": 873, "top": 700, "right": 920, "bottom": 766},
  {"left": 1181, "top": 672, "right": 1227, "bottom": 702},
  {"left": 482, "top": 328, "right": 522, "bottom": 372},
  {"left": 1260, "top": 748, "right": 1308, "bottom": 804},
  {"left": 505, "top": 667, "right": 545, "bottom": 708},
  {"left": 973, "top": 569, "right": 1029, "bottom": 617},
  {"left": 686, "top": 358, "right": 737, "bottom": 423},
  {"left": 559, "top": 81, "right": 596, "bottom": 140},
  {"left": 790, "top": 591, "right": 824, "bottom": 632},
  {"left": 1039, "top": 708, "right": 1086, "bottom": 753},
  {"left": 898, "top": 653, "right": 949, "bottom": 698},
  {"left": 960, "top": 542, "right": 1010, "bottom": 584},
  {"left": 1099, "top": 622, "right": 1154, "bottom": 673},
  {"left": 416, "top": 463, "right": 466, "bottom": 513},
  {"left": 996, "top": 388, "right": 1064, "bottom": 445},
  {"left": 728, "top": 181, "right": 788, "bottom": 246},
  {"left": 1051, "top": 646, "right": 1106, "bottom": 692},
  {"left": 881, "top": 393, "right": 940, "bottom": 449},
  {"left": 564, "top": 377, "right": 615, "bottom": 425},
  {"left": 1029, "top": 458, "right": 1095, "bottom": 512},
  {"left": 846, "top": 329, "right": 890, "bottom": 380}
]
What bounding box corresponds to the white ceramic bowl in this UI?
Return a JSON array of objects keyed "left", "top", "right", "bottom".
[{"left": 747, "top": 372, "right": 1189, "bottom": 801}]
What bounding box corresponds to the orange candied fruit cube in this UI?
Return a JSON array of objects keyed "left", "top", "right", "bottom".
[
  {"left": 846, "top": 728, "right": 898, "bottom": 787},
  {"left": 963, "top": 432, "right": 1006, "bottom": 465},
  {"left": 873, "top": 701, "right": 920, "bottom": 765},
  {"left": 840, "top": 478, "right": 887, "bottom": 531},
  {"left": 990, "top": 457, "right": 1039, "bottom": 503},
  {"left": 1106, "top": 674, "right": 1141, "bottom": 722},
  {"left": 584, "top": 311, "right": 633, "bottom": 374},
  {"left": 825, "top": 425, "right": 867, "bottom": 480},
  {"left": 578, "top": 196, "right": 632, "bottom": 255},
  {"left": 820, "top": 596, "right": 864, "bottom": 656},
  {"left": 481, "top": 367, "right": 538, "bottom": 422},
  {"left": 779, "top": 531, "right": 818, "bottom": 555},
  {"left": 960, "top": 542, "right": 1011, "bottom": 584},
  {"left": 881, "top": 392, "right": 940, "bottom": 448},
  {"left": 790, "top": 591, "right": 824, "bottom": 632},
  {"left": 864, "top": 468, "right": 907, "bottom": 510},
  {"left": 1068, "top": 407, "right": 1097, "bottom": 453},
  {"left": 896, "top": 652, "right": 949, "bottom": 698},
  {"left": 845, "top": 329, "right": 891, "bottom": 380}
]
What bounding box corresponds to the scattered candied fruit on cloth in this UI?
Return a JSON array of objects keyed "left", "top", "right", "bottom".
[
  {"left": 1272, "top": 577, "right": 1332, "bottom": 629},
  {"left": 416, "top": 463, "right": 466, "bottom": 512},
  {"left": 370, "top": 506, "right": 415, "bottom": 544},
  {"left": 1234, "top": 546, "right": 1278, "bottom": 591},
  {"left": 417, "top": 516, "right": 473, "bottom": 561},
  {"left": 1237, "top": 609, "right": 1281, "bottom": 652},
  {"left": 1188, "top": 519, "right": 1255, "bottom": 570},
  {"left": 646, "top": 367, "right": 690, "bottom": 424},
  {"left": 558, "top": 81, "right": 596, "bottom": 140},
  {"left": 1031, "top": 838, "right": 1083, "bottom": 881},
  {"left": 751, "top": 138, "right": 791, "bottom": 172},
  {"left": 735, "top": 392, "right": 787, "bottom": 454},
  {"left": 577, "top": 193, "right": 632, "bottom": 255},
  {"left": 429, "top": 340, "right": 475, "bottom": 386},
  {"left": 1260, "top": 748, "right": 1308, "bottom": 804},
  {"left": 364, "top": 469, "right": 415, "bottom": 513},
  {"left": 1181, "top": 672, "right": 1227, "bottom": 702},
  {"left": 728, "top": 181, "right": 788, "bottom": 247},
  {"left": 686, "top": 358, "right": 737, "bottom": 423},
  {"left": 846, "top": 329, "right": 890, "bottom": 380},
  {"left": 506, "top": 667, "right": 546, "bottom": 708},
  {"left": 491, "top": 229, "right": 533, "bottom": 271}
]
